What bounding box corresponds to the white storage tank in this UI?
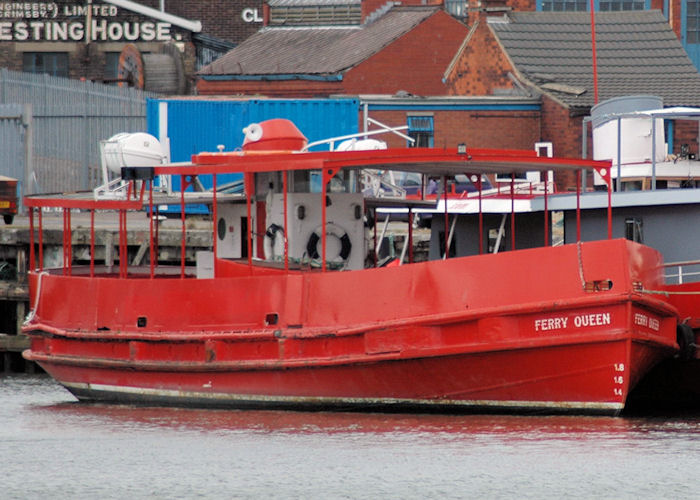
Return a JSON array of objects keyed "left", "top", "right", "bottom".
[{"left": 592, "top": 96, "right": 665, "bottom": 165}]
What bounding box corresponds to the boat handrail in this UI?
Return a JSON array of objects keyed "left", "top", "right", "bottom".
[
  {"left": 662, "top": 259, "right": 700, "bottom": 284},
  {"left": 302, "top": 123, "right": 412, "bottom": 152}
]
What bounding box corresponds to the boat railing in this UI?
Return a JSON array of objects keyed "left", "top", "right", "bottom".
[
  {"left": 662, "top": 259, "right": 700, "bottom": 284},
  {"left": 303, "top": 118, "right": 413, "bottom": 152}
]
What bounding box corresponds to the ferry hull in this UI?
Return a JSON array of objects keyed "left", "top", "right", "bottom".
[
  {"left": 26, "top": 335, "right": 670, "bottom": 415},
  {"left": 23, "top": 238, "right": 680, "bottom": 415}
]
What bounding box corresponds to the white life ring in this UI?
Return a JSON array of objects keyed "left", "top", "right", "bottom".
[{"left": 306, "top": 223, "right": 352, "bottom": 264}]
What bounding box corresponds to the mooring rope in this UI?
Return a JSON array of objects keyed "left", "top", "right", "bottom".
[
  {"left": 640, "top": 288, "right": 700, "bottom": 297},
  {"left": 576, "top": 241, "right": 586, "bottom": 290},
  {"left": 23, "top": 271, "right": 48, "bottom": 325}
]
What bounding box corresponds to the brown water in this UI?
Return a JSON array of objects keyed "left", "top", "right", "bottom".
[{"left": 2, "top": 374, "right": 699, "bottom": 499}]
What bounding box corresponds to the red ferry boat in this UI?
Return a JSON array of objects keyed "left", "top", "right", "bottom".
[{"left": 22, "top": 119, "right": 688, "bottom": 415}]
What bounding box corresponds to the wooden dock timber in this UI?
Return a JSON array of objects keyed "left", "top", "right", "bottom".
[{"left": 0, "top": 211, "right": 214, "bottom": 372}]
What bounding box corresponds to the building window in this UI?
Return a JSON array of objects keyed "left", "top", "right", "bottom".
[
  {"left": 540, "top": 0, "right": 587, "bottom": 11},
  {"left": 688, "top": 1, "right": 700, "bottom": 43},
  {"left": 104, "top": 52, "right": 121, "bottom": 84},
  {"left": 444, "top": 0, "right": 467, "bottom": 18},
  {"left": 599, "top": 0, "right": 646, "bottom": 10},
  {"left": 23, "top": 53, "right": 68, "bottom": 78},
  {"left": 407, "top": 116, "right": 434, "bottom": 148},
  {"left": 540, "top": 0, "right": 647, "bottom": 10}
]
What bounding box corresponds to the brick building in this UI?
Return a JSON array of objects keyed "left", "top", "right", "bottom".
[
  {"left": 0, "top": 0, "right": 263, "bottom": 93},
  {"left": 448, "top": 10, "right": 700, "bottom": 187},
  {"left": 196, "top": 3, "right": 700, "bottom": 189},
  {"left": 197, "top": 6, "right": 467, "bottom": 97}
]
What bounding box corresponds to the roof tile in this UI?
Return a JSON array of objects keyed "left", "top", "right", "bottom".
[
  {"left": 490, "top": 10, "right": 700, "bottom": 108},
  {"left": 198, "top": 7, "right": 438, "bottom": 76}
]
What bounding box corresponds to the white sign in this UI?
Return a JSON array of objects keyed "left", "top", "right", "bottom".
[
  {"left": 534, "top": 312, "right": 611, "bottom": 332},
  {"left": 242, "top": 8, "right": 263, "bottom": 23},
  {"left": 0, "top": 2, "right": 175, "bottom": 42}
]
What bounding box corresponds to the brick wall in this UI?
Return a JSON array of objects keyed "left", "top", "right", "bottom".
[
  {"left": 444, "top": 16, "right": 516, "bottom": 95},
  {"left": 366, "top": 109, "right": 540, "bottom": 150},
  {"left": 138, "top": 0, "right": 262, "bottom": 43},
  {"left": 197, "top": 78, "right": 345, "bottom": 97},
  {"left": 342, "top": 11, "right": 469, "bottom": 96},
  {"left": 673, "top": 120, "right": 700, "bottom": 156},
  {"left": 540, "top": 96, "right": 585, "bottom": 190}
]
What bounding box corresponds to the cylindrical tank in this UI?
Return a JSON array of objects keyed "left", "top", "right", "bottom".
[
  {"left": 591, "top": 96, "right": 665, "bottom": 165},
  {"left": 102, "top": 133, "right": 165, "bottom": 173}
]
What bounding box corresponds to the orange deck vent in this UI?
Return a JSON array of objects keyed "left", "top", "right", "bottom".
[{"left": 242, "top": 118, "right": 308, "bottom": 152}]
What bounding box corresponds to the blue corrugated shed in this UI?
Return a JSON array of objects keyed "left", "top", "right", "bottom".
[{"left": 146, "top": 98, "right": 359, "bottom": 211}]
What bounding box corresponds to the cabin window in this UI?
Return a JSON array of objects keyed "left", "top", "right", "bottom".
[
  {"left": 305, "top": 169, "right": 358, "bottom": 193},
  {"left": 625, "top": 218, "right": 643, "bottom": 243},
  {"left": 23, "top": 52, "right": 68, "bottom": 77},
  {"left": 407, "top": 116, "right": 434, "bottom": 148}
]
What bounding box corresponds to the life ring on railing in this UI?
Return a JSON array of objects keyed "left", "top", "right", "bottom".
[
  {"left": 264, "top": 223, "right": 285, "bottom": 260},
  {"left": 306, "top": 223, "right": 352, "bottom": 263}
]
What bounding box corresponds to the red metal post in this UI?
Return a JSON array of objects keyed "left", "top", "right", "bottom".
[
  {"left": 322, "top": 173, "right": 329, "bottom": 272},
  {"left": 63, "top": 208, "right": 72, "bottom": 275},
  {"left": 511, "top": 173, "right": 515, "bottom": 251},
  {"left": 28, "top": 207, "right": 35, "bottom": 271},
  {"left": 119, "top": 209, "right": 127, "bottom": 278},
  {"left": 477, "top": 176, "right": 483, "bottom": 255},
  {"left": 154, "top": 205, "right": 160, "bottom": 271},
  {"left": 443, "top": 176, "right": 449, "bottom": 259},
  {"left": 212, "top": 174, "right": 217, "bottom": 277},
  {"left": 62, "top": 208, "right": 67, "bottom": 275},
  {"left": 90, "top": 209, "right": 95, "bottom": 277},
  {"left": 245, "top": 173, "right": 253, "bottom": 267},
  {"left": 544, "top": 173, "right": 549, "bottom": 247},
  {"left": 67, "top": 209, "right": 72, "bottom": 275},
  {"left": 408, "top": 208, "right": 414, "bottom": 264},
  {"left": 576, "top": 170, "right": 582, "bottom": 242},
  {"left": 608, "top": 181, "right": 612, "bottom": 240},
  {"left": 149, "top": 180, "right": 154, "bottom": 279},
  {"left": 590, "top": 2, "right": 599, "bottom": 105},
  {"left": 373, "top": 208, "right": 377, "bottom": 267},
  {"left": 283, "top": 170, "right": 289, "bottom": 271},
  {"left": 180, "top": 175, "right": 186, "bottom": 278},
  {"left": 38, "top": 209, "right": 43, "bottom": 270}
]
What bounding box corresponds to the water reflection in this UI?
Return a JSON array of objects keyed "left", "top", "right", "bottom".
[
  {"left": 21, "top": 379, "right": 700, "bottom": 439},
  {"left": 3, "top": 375, "right": 700, "bottom": 500}
]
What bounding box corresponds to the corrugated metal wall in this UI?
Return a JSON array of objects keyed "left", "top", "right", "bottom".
[
  {"left": 0, "top": 68, "right": 156, "bottom": 197},
  {"left": 147, "top": 97, "right": 360, "bottom": 163},
  {"left": 146, "top": 98, "right": 360, "bottom": 212},
  {"left": 0, "top": 104, "right": 25, "bottom": 186}
]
